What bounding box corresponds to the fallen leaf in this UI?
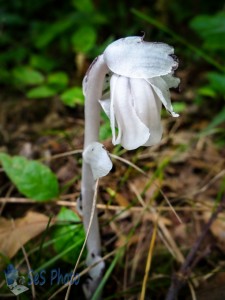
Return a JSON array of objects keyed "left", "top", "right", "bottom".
[
  {"left": 0, "top": 211, "right": 53, "bottom": 260},
  {"left": 203, "top": 210, "right": 225, "bottom": 251}
]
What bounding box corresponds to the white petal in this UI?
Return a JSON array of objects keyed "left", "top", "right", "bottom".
[
  {"left": 99, "top": 93, "right": 119, "bottom": 128},
  {"left": 148, "top": 77, "right": 179, "bottom": 117},
  {"left": 99, "top": 93, "right": 111, "bottom": 118},
  {"left": 110, "top": 75, "right": 150, "bottom": 150},
  {"left": 161, "top": 73, "right": 180, "bottom": 88},
  {"left": 83, "top": 142, "right": 112, "bottom": 180},
  {"left": 130, "top": 78, "right": 163, "bottom": 146},
  {"left": 103, "top": 36, "right": 178, "bottom": 79}
]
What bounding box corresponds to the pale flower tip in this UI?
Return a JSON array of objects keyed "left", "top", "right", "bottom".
[
  {"left": 166, "top": 104, "right": 179, "bottom": 118},
  {"left": 171, "top": 111, "right": 179, "bottom": 117},
  {"left": 83, "top": 142, "right": 113, "bottom": 180}
]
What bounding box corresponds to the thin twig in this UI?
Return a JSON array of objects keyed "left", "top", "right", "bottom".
[
  {"left": 0, "top": 185, "right": 14, "bottom": 215},
  {"left": 109, "top": 153, "right": 146, "bottom": 176},
  {"left": 0, "top": 197, "right": 215, "bottom": 212}
]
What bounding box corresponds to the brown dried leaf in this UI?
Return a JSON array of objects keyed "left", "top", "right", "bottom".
[
  {"left": 0, "top": 211, "right": 52, "bottom": 259},
  {"left": 203, "top": 210, "right": 225, "bottom": 251}
]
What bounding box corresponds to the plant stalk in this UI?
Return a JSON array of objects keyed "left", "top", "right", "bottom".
[{"left": 81, "top": 54, "right": 109, "bottom": 298}]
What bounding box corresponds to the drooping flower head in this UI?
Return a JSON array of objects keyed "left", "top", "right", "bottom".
[
  {"left": 80, "top": 36, "right": 180, "bottom": 297},
  {"left": 83, "top": 36, "right": 180, "bottom": 151}
]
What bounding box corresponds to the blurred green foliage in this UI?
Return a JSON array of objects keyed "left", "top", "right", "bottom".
[
  {"left": 0, "top": 0, "right": 224, "bottom": 129},
  {"left": 0, "top": 0, "right": 108, "bottom": 106},
  {"left": 190, "top": 11, "right": 225, "bottom": 131},
  {"left": 190, "top": 12, "right": 225, "bottom": 51}
]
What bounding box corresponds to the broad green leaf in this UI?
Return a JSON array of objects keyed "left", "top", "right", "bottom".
[
  {"left": 30, "top": 54, "right": 57, "bottom": 72},
  {"left": 198, "top": 87, "right": 216, "bottom": 98},
  {"left": 0, "top": 47, "right": 27, "bottom": 64},
  {"left": 27, "top": 85, "right": 57, "bottom": 98},
  {"left": 34, "top": 15, "right": 77, "bottom": 48},
  {"left": 47, "top": 72, "right": 69, "bottom": 90},
  {"left": 53, "top": 207, "right": 85, "bottom": 263},
  {"left": 12, "top": 66, "right": 44, "bottom": 86},
  {"left": 190, "top": 12, "right": 225, "bottom": 50},
  {"left": 72, "top": 0, "right": 94, "bottom": 13},
  {"left": 60, "top": 87, "right": 84, "bottom": 107},
  {"left": 207, "top": 72, "right": 225, "bottom": 95},
  {"left": 0, "top": 12, "right": 24, "bottom": 26},
  {"left": 205, "top": 106, "right": 225, "bottom": 132},
  {"left": 71, "top": 26, "right": 97, "bottom": 53},
  {"left": 172, "top": 102, "right": 187, "bottom": 113},
  {"left": 0, "top": 154, "right": 59, "bottom": 201},
  {"left": 0, "top": 69, "right": 10, "bottom": 84},
  {"left": 100, "top": 112, "right": 112, "bottom": 141}
]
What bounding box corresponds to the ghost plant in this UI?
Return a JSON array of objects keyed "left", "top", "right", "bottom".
[{"left": 79, "top": 36, "right": 180, "bottom": 298}]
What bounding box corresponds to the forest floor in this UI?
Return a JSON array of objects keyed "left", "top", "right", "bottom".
[{"left": 0, "top": 69, "right": 225, "bottom": 299}]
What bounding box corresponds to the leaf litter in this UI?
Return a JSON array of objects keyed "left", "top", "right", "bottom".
[{"left": 0, "top": 81, "right": 224, "bottom": 299}]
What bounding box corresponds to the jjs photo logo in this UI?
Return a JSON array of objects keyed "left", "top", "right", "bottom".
[
  {"left": 4, "top": 264, "right": 80, "bottom": 295},
  {"left": 4, "top": 264, "right": 29, "bottom": 296},
  {"left": 28, "top": 268, "right": 80, "bottom": 286}
]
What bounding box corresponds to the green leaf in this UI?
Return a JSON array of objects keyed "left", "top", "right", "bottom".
[
  {"left": 0, "top": 69, "right": 10, "bottom": 84},
  {"left": 0, "top": 47, "right": 27, "bottom": 64},
  {"left": 34, "top": 15, "right": 77, "bottom": 49},
  {"left": 29, "top": 54, "right": 57, "bottom": 72},
  {"left": 12, "top": 66, "right": 44, "bottom": 86},
  {"left": 100, "top": 112, "right": 112, "bottom": 141},
  {"left": 71, "top": 26, "right": 97, "bottom": 53},
  {"left": 190, "top": 12, "right": 225, "bottom": 50},
  {"left": 205, "top": 106, "right": 225, "bottom": 132},
  {"left": 47, "top": 72, "right": 69, "bottom": 90},
  {"left": 72, "top": 0, "right": 94, "bottom": 12},
  {"left": 53, "top": 207, "right": 85, "bottom": 263},
  {"left": 27, "top": 85, "right": 57, "bottom": 98},
  {"left": 0, "top": 154, "right": 59, "bottom": 201},
  {"left": 60, "top": 87, "right": 84, "bottom": 107},
  {"left": 207, "top": 72, "right": 225, "bottom": 95},
  {"left": 171, "top": 102, "right": 187, "bottom": 113},
  {"left": 198, "top": 87, "right": 216, "bottom": 98}
]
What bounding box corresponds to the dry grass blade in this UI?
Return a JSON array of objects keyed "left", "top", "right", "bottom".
[
  {"left": 110, "top": 153, "right": 146, "bottom": 175},
  {"left": 157, "top": 187, "right": 183, "bottom": 224},
  {"left": 0, "top": 197, "right": 215, "bottom": 213},
  {"left": 129, "top": 182, "right": 185, "bottom": 263},
  {"left": 0, "top": 185, "right": 14, "bottom": 215},
  {"left": 48, "top": 149, "right": 83, "bottom": 160},
  {"left": 188, "top": 280, "right": 197, "bottom": 300},
  {"left": 140, "top": 223, "right": 157, "bottom": 300}
]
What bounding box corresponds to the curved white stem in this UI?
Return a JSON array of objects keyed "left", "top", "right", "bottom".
[{"left": 81, "top": 54, "right": 109, "bottom": 298}]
